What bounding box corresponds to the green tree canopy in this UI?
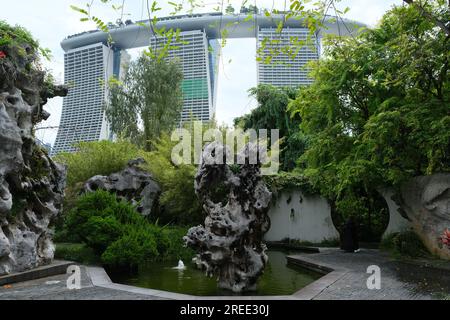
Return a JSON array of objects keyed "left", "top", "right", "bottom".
[
  {"left": 288, "top": 1, "right": 449, "bottom": 208},
  {"left": 142, "top": 120, "right": 219, "bottom": 225},
  {"left": 234, "top": 84, "right": 308, "bottom": 171},
  {"left": 248, "top": 5, "right": 258, "bottom": 14},
  {"left": 106, "top": 54, "right": 184, "bottom": 151},
  {"left": 225, "top": 4, "right": 235, "bottom": 14}
]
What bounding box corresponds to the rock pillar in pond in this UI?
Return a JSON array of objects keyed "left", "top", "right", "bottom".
[{"left": 184, "top": 142, "right": 272, "bottom": 292}]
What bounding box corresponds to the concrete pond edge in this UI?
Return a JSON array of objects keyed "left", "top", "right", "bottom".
[
  {"left": 85, "top": 254, "right": 349, "bottom": 300},
  {"left": 0, "top": 260, "right": 74, "bottom": 286},
  {"left": 0, "top": 255, "right": 349, "bottom": 300}
]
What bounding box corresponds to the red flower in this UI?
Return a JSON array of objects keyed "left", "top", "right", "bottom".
[
  {"left": 0, "top": 51, "right": 6, "bottom": 59},
  {"left": 441, "top": 229, "right": 450, "bottom": 247},
  {"left": 445, "top": 229, "right": 450, "bottom": 237}
]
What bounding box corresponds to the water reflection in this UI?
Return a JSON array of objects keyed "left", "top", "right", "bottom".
[{"left": 109, "top": 250, "right": 321, "bottom": 296}]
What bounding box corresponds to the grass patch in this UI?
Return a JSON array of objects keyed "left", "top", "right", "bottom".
[
  {"left": 278, "top": 237, "right": 340, "bottom": 248},
  {"left": 55, "top": 243, "right": 100, "bottom": 265}
]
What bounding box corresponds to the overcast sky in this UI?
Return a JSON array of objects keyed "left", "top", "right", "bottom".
[{"left": 1, "top": 0, "right": 402, "bottom": 146}]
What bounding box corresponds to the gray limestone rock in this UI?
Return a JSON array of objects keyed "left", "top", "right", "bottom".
[
  {"left": 82, "top": 158, "right": 161, "bottom": 217},
  {"left": 394, "top": 173, "right": 450, "bottom": 259},
  {"left": 0, "top": 41, "right": 67, "bottom": 275},
  {"left": 184, "top": 142, "right": 272, "bottom": 292}
]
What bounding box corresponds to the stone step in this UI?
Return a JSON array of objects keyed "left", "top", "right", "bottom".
[{"left": 0, "top": 260, "right": 74, "bottom": 286}]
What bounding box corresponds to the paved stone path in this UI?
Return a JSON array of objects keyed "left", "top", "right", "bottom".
[
  {"left": 0, "top": 249, "right": 448, "bottom": 300},
  {"left": 290, "top": 248, "right": 450, "bottom": 300},
  {"left": 0, "top": 266, "right": 165, "bottom": 300}
]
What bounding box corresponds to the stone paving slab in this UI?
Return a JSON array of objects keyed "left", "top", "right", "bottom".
[
  {"left": 0, "top": 260, "right": 74, "bottom": 286},
  {"left": 289, "top": 248, "right": 450, "bottom": 300},
  {"left": 0, "top": 266, "right": 166, "bottom": 300}
]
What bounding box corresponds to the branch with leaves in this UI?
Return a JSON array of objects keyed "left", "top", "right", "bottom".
[
  {"left": 70, "top": 0, "right": 350, "bottom": 65},
  {"left": 402, "top": 0, "right": 450, "bottom": 36}
]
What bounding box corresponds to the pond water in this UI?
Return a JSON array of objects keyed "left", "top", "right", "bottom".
[{"left": 108, "top": 250, "right": 322, "bottom": 296}]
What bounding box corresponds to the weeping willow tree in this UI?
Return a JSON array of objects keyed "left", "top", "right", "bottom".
[{"left": 106, "top": 54, "right": 183, "bottom": 151}]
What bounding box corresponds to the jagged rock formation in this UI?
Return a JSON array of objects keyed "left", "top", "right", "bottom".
[
  {"left": 0, "top": 37, "right": 67, "bottom": 275},
  {"left": 83, "top": 158, "right": 161, "bottom": 217},
  {"left": 394, "top": 173, "right": 450, "bottom": 259},
  {"left": 184, "top": 142, "right": 272, "bottom": 292}
]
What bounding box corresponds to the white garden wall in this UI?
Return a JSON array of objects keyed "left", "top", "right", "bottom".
[{"left": 264, "top": 190, "right": 339, "bottom": 243}]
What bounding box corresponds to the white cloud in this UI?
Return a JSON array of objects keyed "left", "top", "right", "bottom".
[{"left": 336, "top": 0, "right": 403, "bottom": 27}]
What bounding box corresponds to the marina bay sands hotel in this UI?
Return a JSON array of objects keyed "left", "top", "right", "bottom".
[{"left": 52, "top": 12, "right": 361, "bottom": 155}]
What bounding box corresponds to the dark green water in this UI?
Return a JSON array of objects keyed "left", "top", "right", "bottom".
[{"left": 109, "top": 250, "right": 322, "bottom": 296}]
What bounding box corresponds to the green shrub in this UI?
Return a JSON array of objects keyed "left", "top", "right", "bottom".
[
  {"left": 162, "top": 226, "right": 195, "bottom": 261},
  {"left": 142, "top": 131, "right": 202, "bottom": 225},
  {"left": 82, "top": 216, "right": 123, "bottom": 254},
  {"left": 264, "top": 172, "right": 316, "bottom": 196},
  {"left": 278, "top": 237, "right": 340, "bottom": 248},
  {"left": 380, "top": 231, "right": 430, "bottom": 258},
  {"left": 101, "top": 229, "right": 159, "bottom": 267},
  {"left": 55, "top": 137, "right": 202, "bottom": 226},
  {"left": 54, "top": 243, "right": 99, "bottom": 265},
  {"left": 53, "top": 227, "right": 82, "bottom": 244},
  {"left": 100, "top": 225, "right": 193, "bottom": 267},
  {"left": 63, "top": 190, "right": 125, "bottom": 247},
  {"left": 318, "top": 238, "right": 341, "bottom": 247},
  {"left": 61, "top": 190, "right": 193, "bottom": 268},
  {"left": 0, "top": 20, "right": 38, "bottom": 50},
  {"left": 142, "top": 122, "right": 233, "bottom": 225},
  {"left": 52, "top": 140, "right": 143, "bottom": 231},
  {"left": 0, "top": 20, "right": 51, "bottom": 65},
  {"left": 54, "top": 140, "right": 143, "bottom": 188}
]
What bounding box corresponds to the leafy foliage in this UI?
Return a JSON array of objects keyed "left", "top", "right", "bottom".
[
  {"left": 53, "top": 140, "right": 144, "bottom": 226},
  {"left": 106, "top": 55, "right": 183, "bottom": 151},
  {"left": 62, "top": 190, "right": 193, "bottom": 268},
  {"left": 64, "top": 190, "right": 139, "bottom": 252},
  {"left": 54, "top": 132, "right": 207, "bottom": 226},
  {"left": 162, "top": 226, "right": 195, "bottom": 261},
  {"left": 0, "top": 20, "right": 53, "bottom": 93},
  {"left": 263, "top": 171, "right": 316, "bottom": 196},
  {"left": 235, "top": 84, "right": 308, "bottom": 171},
  {"left": 380, "top": 231, "right": 431, "bottom": 258},
  {"left": 0, "top": 20, "right": 38, "bottom": 51},
  {"left": 225, "top": 4, "right": 235, "bottom": 14},
  {"left": 141, "top": 123, "right": 217, "bottom": 225},
  {"left": 288, "top": 3, "right": 449, "bottom": 231},
  {"left": 54, "top": 243, "right": 99, "bottom": 265},
  {"left": 333, "top": 189, "right": 389, "bottom": 242},
  {"left": 101, "top": 229, "right": 159, "bottom": 267},
  {"left": 54, "top": 140, "right": 143, "bottom": 188},
  {"left": 0, "top": 20, "right": 51, "bottom": 60},
  {"left": 70, "top": 0, "right": 335, "bottom": 64},
  {"left": 277, "top": 237, "right": 340, "bottom": 248}
]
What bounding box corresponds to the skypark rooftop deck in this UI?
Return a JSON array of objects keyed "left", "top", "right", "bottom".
[{"left": 61, "top": 12, "right": 364, "bottom": 51}]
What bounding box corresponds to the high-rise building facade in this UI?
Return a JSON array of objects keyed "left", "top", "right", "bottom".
[
  {"left": 150, "top": 30, "right": 219, "bottom": 122},
  {"left": 52, "top": 43, "right": 129, "bottom": 155},
  {"left": 52, "top": 13, "right": 361, "bottom": 155},
  {"left": 257, "top": 27, "right": 319, "bottom": 87}
]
